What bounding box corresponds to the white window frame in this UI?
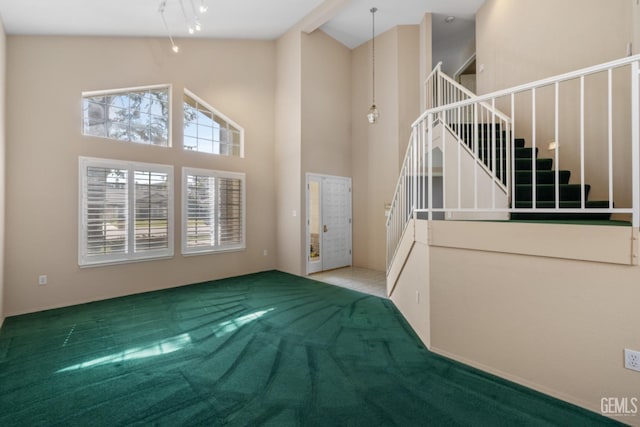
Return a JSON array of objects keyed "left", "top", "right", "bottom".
[
  {"left": 182, "top": 167, "right": 246, "bottom": 255},
  {"left": 79, "top": 156, "right": 174, "bottom": 267},
  {"left": 183, "top": 88, "right": 245, "bottom": 157},
  {"left": 82, "top": 84, "right": 173, "bottom": 147}
]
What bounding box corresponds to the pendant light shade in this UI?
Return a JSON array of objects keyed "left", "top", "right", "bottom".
[
  {"left": 367, "top": 104, "right": 379, "bottom": 124},
  {"left": 367, "top": 7, "right": 379, "bottom": 124}
]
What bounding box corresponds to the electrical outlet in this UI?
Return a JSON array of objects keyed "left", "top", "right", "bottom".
[
  {"left": 38, "top": 275, "right": 47, "bottom": 286},
  {"left": 263, "top": 249, "right": 268, "bottom": 256},
  {"left": 624, "top": 348, "right": 640, "bottom": 372}
]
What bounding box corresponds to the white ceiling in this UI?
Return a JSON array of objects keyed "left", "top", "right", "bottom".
[{"left": 0, "top": 0, "right": 485, "bottom": 49}]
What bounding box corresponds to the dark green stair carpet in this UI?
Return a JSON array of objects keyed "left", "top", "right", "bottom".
[
  {"left": 0, "top": 271, "right": 622, "bottom": 426},
  {"left": 509, "top": 135, "right": 611, "bottom": 221}
]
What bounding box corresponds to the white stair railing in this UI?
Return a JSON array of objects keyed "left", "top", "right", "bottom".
[
  {"left": 387, "top": 63, "right": 512, "bottom": 269},
  {"left": 387, "top": 55, "right": 640, "bottom": 272}
]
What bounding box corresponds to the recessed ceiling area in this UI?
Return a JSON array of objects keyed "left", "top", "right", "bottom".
[{"left": 0, "top": 0, "right": 485, "bottom": 49}]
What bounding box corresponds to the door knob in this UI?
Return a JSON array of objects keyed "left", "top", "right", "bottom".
[{"left": 323, "top": 225, "right": 328, "bottom": 232}]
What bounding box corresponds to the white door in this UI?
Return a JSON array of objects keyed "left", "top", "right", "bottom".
[{"left": 306, "top": 174, "right": 352, "bottom": 274}]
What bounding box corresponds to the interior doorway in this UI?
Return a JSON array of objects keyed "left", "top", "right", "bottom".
[
  {"left": 454, "top": 54, "right": 477, "bottom": 93},
  {"left": 306, "top": 174, "right": 352, "bottom": 275}
]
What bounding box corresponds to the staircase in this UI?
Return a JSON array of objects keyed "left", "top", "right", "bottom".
[
  {"left": 387, "top": 56, "right": 640, "bottom": 271},
  {"left": 454, "top": 123, "right": 612, "bottom": 221},
  {"left": 510, "top": 137, "right": 611, "bottom": 220}
]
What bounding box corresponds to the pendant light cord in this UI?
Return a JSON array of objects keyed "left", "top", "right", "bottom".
[{"left": 371, "top": 7, "right": 377, "bottom": 106}]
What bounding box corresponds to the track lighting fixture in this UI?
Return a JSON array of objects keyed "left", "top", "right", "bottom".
[
  {"left": 158, "top": 0, "right": 208, "bottom": 53},
  {"left": 159, "top": 0, "right": 179, "bottom": 53}
]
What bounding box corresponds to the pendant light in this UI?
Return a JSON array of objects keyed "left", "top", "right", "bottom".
[{"left": 367, "top": 7, "right": 380, "bottom": 124}]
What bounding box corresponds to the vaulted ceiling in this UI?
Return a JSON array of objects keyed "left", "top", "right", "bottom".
[{"left": 0, "top": 0, "right": 484, "bottom": 49}]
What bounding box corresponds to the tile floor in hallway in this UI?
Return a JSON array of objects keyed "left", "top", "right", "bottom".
[{"left": 310, "top": 266, "right": 387, "bottom": 298}]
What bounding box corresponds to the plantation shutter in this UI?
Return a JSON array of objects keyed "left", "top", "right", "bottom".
[
  {"left": 86, "top": 166, "right": 128, "bottom": 256},
  {"left": 217, "top": 177, "right": 243, "bottom": 245},
  {"left": 186, "top": 175, "right": 215, "bottom": 248},
  {"left": 134, "top": 170, "right": 170, "bottom": 252},
  {"left": 80, "top": 157, "right": 174, "bottom": 266},
  {"left": 184, "top": 169, "right": 245, "bottom": 254}
]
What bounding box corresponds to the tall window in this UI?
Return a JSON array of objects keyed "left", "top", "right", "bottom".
[
  {"left": 82, "top": 85, "right": 171, "bottom": 146},
  {"left": 79, "top": 157, "right": 174, "bottom": 266},
  {"left": 183, "top": 89, "right": 243, "bottom": 157},
  {"left": 182, "top": 168, "right": 245, "bottom": 255}
]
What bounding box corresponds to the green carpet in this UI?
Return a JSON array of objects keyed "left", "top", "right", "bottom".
[{"left": 0, "top": 271, "right": 622, "bottom": 426}]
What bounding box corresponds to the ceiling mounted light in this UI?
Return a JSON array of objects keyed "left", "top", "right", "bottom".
[
  {"left": 159, "top": 0, "right": 179, "bottom": 53},
  {"left": 445, "top": 16, "right": 456, "bottom": 23},
  {"left": 367, "top": 7, "right": 379, "bottom": 125},
  {"left": 189, "top": 0, "right": 202, "bottom": 31},
  {"left": 159, "top": 0, "right": 208, "bottom": 53}
]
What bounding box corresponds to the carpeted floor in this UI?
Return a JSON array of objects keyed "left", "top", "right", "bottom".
[{"left": 0, "top": 271, "right": 622, "bottom": 426}]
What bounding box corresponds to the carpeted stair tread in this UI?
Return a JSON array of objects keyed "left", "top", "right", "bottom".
[
  {"left": 515, "top": 147, "right": 538, "bottom": 158},
  {"left": 448, "top": 126, "right": 613, "bottom": 221},
  {"left": 515, "top": 184, "right": 590, "bottom": 202},
  {"left": 515, "top": 170, "right": 571, "bottom": 185},
  {"left": 511, "top": 200, "right": 612, "bottom": 220},
  {"left": 510, "top": 212, "right": 612, "bottom": 220},
  {"left": 507, "top": 219, "right": 630, "bottom": 226},
  {"left": 513, "top": 200, "right": 609, "bottom": 209},
  {"left": 515, "top": 158, "right": 553, "bottom": 171},
  {"left": 478, "top": 147, "right": 538, "bottom": 160}
]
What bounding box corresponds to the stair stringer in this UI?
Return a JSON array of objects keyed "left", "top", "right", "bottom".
[{"left": 431, "top": 123, "right": 510, "bottom": 220}]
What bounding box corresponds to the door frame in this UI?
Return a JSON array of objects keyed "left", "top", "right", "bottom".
[{"left": 305, "top": 173, "right": 352, "bottom": 275}]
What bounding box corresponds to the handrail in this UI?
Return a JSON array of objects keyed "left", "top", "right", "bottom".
[
  {"left": 386, "top": 129, "right": 417, "bottom": 228},
  {"left": 423, "top": 61, "right": 442, "bottom": 87},
  {"left": 413, "top": 54, "right": 640, "bottom": 127},
  {"left": 438, "top": 72, "right": 511, "bottom": 124},
  {"left": 388, "top": 55, "right": 640, "bottom": 272}
]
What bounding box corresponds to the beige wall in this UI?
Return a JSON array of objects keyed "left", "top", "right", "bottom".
[
  {"left": 275, "top": 28, "right": 352, "bottom": 276},
  {"left": 0, "top": 17, "right": 5, "bottom": 327},
  {"left": 275, "top": 29, "right": 303, "bottom": 275},
  {"left": 419, "top": 14, "right": 433, "bottom": 111},
  {"left": 397, "top": 26, "right": 420, "bottom": 165},
  {"left": 476, "top": 0, "right": 634, "bottom": 216},
  {"left": 5, "top": 36, "right": 277, "bottom": 315},
  {"left": 635, "top": 1, "right": 640, "bottom": 55},
  {"left": 389, "top": 220, "right": 430, "bottom": 347},
  {"left": 476, "top": 0, "right": 632, "bottom": 94},
  {"left": 301, "top": 30, "right": 351, "bottom": 178},
  {"left": 390, "top": 221, "right": 640, "bottom": 423},
  {"left": 431, "top": 244, "right": 640, "bottom": 422},
  {"left": 352, "top": 26, "right": 420, "bottom": 271},
  {"left": 301, "top": 30, "right": 352, "bottom": 273}
]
